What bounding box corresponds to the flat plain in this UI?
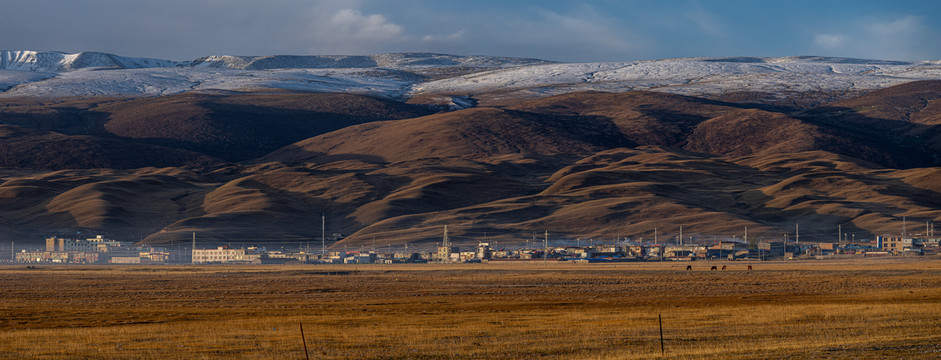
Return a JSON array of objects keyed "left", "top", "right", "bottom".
[{"left": 1, "top": 258, "right": 940, "bottom": 359}]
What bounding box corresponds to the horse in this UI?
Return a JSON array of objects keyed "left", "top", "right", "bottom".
[
  {"left": 686, "top": 265, "right": 692, "bottom": 271},
  {"left": 710, "top": 265, "right": 717, "bottom": 271},
  {"left": 721, "top": 265, "right": 727, "bottom": 270},
  {"left": 747, "top": 265, "right": 753, "bottom": 270}
]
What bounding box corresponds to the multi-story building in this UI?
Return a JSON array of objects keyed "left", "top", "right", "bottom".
[
  {"left": 192, "top": 246, "right": 260, "bottom": 264},
  {"left": 475, "top": 242, "right": 492, "bottom": 260},
  {"left": 877, "top": 236, "right": 914, "bottom": 253}
]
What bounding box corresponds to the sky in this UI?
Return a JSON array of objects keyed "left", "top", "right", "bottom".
[{"left": 2, "top": 0, "right": 940, "bottom": 62}]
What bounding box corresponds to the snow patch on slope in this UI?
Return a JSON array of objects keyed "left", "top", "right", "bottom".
[
  {"left": 410, "top": 57, "right": 941, "bottom": 99},
  {"left": 0, "top": 70, "right": 56, "bottom": 92},
  {"left": 189, "top": 52, "right": 550, "bottom": 70},
  {"left": 0, "top": 50, "right": 181, "bottom": 72},
  {"left": 0, "top": 51, "right": 939, "bottom": 99},
  {"left": 0, "top": 68, "right": 411, "bottom": 98}
]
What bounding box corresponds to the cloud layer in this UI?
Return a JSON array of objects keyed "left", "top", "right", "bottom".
[
  {"left": 812, "top": 15, "right": 937, "bottom": 60},
  {"left": 0, "top": 1, "right": 938, "bottom": 62}
]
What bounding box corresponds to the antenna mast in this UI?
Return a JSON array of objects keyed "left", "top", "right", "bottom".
[
  {"left": 443, "top": 225, "right": 450, "bottom": 249},
  {"left": 795, "top": 223, "right": 799, "bottom": 245},
  {"left": 544, "top": 230, "right": 548, "bottom": 264}
]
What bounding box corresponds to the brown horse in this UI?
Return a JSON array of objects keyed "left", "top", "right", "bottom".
[
  {"left": 747, "top": 265, "right": 753, "bottom": 270},
  {"left": 721, "top": 265, "right": 727, "bottom": 270}
]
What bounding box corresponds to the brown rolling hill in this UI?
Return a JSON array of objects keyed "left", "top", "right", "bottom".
[
  {"left": 826, "top": 80, "right": 941, "bottom": 125},
  {"left": 95, "top": 92, "right": 434, "bottom": 161},
  {"left": 0, "top": 124, "right": 217, "bottom": 169},
  {"left": 3, "top": 145, "right": 935, "bottom": 247},
  {"left": 507, "top": 90, "right": 740, "bottom": 147},
  {"left": 0, "top": 92, "right": 434, "bottom": 162},
  {"left": 0, "top": 83, "right": 939, "bottom": 247},
  {"left": 259, "top": 106, "right": 624, "bottom": 164},
  {"left": 800, "top": 80, "right": 941, "bottom": 164},
  {"left": 264, "top": 90, "right": 934, "bottom": 169}
]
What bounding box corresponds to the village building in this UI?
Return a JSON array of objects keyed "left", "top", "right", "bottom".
[
  {"left": 877, "top": 236, "right": 916, "bottom": 254},
  {"left": 192, "top": 246, "right": 260, "bottom": 264}
]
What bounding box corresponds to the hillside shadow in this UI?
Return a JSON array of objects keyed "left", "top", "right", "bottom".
[
  {"left": 253, "top": 144, "right": 388, "bottom": 164},
  {"left": 502, "top": 109, "right": 638, "bottom": 149},
  {"left": 0, "top": 105, "right": 111, "bottom": 135},
  {"left": 794, "top": 106, "right": 941, "bottom": 168}
]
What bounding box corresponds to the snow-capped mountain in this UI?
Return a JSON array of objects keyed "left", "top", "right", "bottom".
[
  {"left": 189, "top": 53, "right": 551, "bottom": 70},
  {"left": 0, "top": 50, "right": 181, "bottom": 72},
  {"left": 0, "top": 50, "right": 549, "bottom": 72},
  {"left": 1, "top": 50, "right": 939, "bottom": 102}
]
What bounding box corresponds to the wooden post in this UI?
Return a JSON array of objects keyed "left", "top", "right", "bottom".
[
  {"left": 300, "top": 322, "right": 310, "bottom": 360},
  {"left": 659, "top": 314, "right": 665, "bottom": 355}
]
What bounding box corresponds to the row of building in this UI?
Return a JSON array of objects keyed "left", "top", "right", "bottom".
[{"left": 6, "top": 233, "right": 939, "bottom": 265}]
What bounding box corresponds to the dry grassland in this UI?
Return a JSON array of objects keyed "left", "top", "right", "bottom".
[{"left": 1, "top": 258, "right": 940, "bottom": 359}]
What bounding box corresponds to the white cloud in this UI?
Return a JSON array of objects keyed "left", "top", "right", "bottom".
[
  {"left": 327, "top": 9, "right": 403, "bottom": 42},
  {"left": 867, "top": 15, "right": 920, "bottom": 36},
  {"left": 305, "top": 8, "right": 407, "bottom": 54},
  {"left": 421, "top": 30, "right": 465, "bottom": 43},
  {"left": 547, "top": 11, "right": 634, "bottom": 51},
  {"left": 683, "top": 1, "right": 726, "bottom": 37},
  {"left": 812, "top": 15, "right": 936, "bottom": 60},
  {"left": 482, "top": 8, "right": 640, "bottom": 61},
  {"left": 814, "top": 34, "right": 847, "bottom": 49}
]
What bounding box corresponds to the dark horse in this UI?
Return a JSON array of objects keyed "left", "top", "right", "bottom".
[
  {"left": 686, "top": 265, "right": 692, "bottom": 270},
  {"left": 710, "top": 265, "right": 717, "bottom": 271}
]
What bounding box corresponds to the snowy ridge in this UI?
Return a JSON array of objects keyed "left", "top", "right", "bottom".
[
  {"left": 411, "top": 57, "right": 941, "bottom": 100},
  {"left": 0, "top": 50, "right": 550, "bottom": 72},
  {"left": 0, "top": 50, "right": 180, "bottom": 72},
  {"left": 0, "top": 50, "right": 939, "bottom": 99},
  {"left": 189, "top": 52, "right": 550, "bottom": 70}
]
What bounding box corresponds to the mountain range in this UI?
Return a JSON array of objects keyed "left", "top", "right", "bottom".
[{"left": 0, "top": 50, "right": 939, "bottom": 247}]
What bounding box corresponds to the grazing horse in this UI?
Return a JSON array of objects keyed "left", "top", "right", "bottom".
[
  {"left": 686, "top": 265, "right": 692, "bottom": 271},
  {"left": 710, "top": 265, "right": 717, "bottom": 271},
  {"left": 721, "top": 265, "right": 727, "bottom": 270},
  {"left": 747, "top": 265, "right": 753, "bottom": 270}
]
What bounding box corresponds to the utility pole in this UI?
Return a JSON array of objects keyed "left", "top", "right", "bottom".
[
  {"left": 191, "top": 232, "right": 196, "bottom": 264},
  {"left": 654, "top": 227, "right": 658, "bottom": 243},
  {"left": 744, "top": 226, "right": 748, "bottom": 247},
  {"left": 903, "top": 216, "right": 907, "bottom": 238},
  {"left": 796, "top": 223, "right": 799, "bottom": 245},
  {"left": 442, "top": 225, "right": 451, "bottom": 263},
  {"left": 321, "top": 214, "right": 326, "bottom": 256},
  {"left": 679, "top": 226, "right": 683, "bottom": 246},
  {"left": 544, "top": 230, "right": 549, "bottom": 264}
]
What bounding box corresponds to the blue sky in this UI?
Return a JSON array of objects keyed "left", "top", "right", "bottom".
[{"left": 3, "top": 0, "right": 940, "bottom": 62}]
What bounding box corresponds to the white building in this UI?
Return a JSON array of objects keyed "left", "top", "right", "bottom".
[{"left": 192, "top": 247, "right": 259, "bottom": 264}]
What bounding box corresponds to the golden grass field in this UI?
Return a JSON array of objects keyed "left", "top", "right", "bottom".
[{"left": 1, "top": 258, "right": 940, "bottom": 359}]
